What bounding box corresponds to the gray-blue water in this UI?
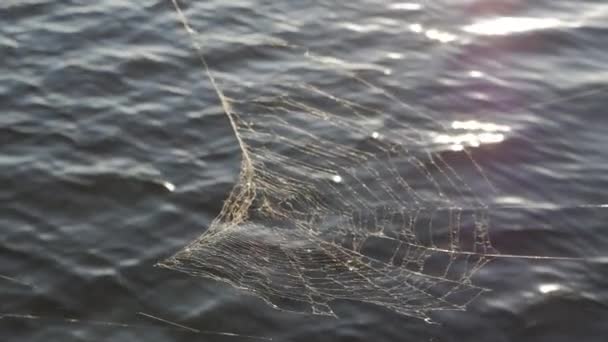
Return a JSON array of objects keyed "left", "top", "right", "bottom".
[{"left": 2, "top": 1, "right": 608, "bottom": 341}]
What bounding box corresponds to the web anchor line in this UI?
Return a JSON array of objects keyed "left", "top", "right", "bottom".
[{"left": 0, "top": 312, "right": 272, "bottom": 340}]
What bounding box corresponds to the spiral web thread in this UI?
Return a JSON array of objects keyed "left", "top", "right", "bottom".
[{"left": 160, "top": 1, "right": 541, "bottom": 321}]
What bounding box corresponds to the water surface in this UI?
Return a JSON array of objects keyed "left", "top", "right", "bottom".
[{"left": 2, "top": 1, "right": 608, "bottom": 341}]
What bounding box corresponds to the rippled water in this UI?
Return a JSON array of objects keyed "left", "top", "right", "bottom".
[{"left": 2, "top": 1, "right": 608, "bottom": 341}]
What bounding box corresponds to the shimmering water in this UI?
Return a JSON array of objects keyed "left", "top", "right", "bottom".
[{"left": 2, "top": 1, "right": 608, "bottom": 341}]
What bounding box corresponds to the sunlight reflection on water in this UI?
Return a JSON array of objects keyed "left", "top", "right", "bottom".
[
  {"left": 433, "top": 120, "right": 511, "bottom": 151},
  {"left": 463, "top": 17, "right": 576, "bottom": 36}
]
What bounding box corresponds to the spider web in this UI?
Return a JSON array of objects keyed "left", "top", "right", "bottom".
[{"left": 158, "top": 0, "right": 589, "bottom": 321}]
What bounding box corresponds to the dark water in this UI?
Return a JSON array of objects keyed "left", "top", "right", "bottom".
[{"left": 2, "top": 1, "right": 608, "bottom": 341}]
